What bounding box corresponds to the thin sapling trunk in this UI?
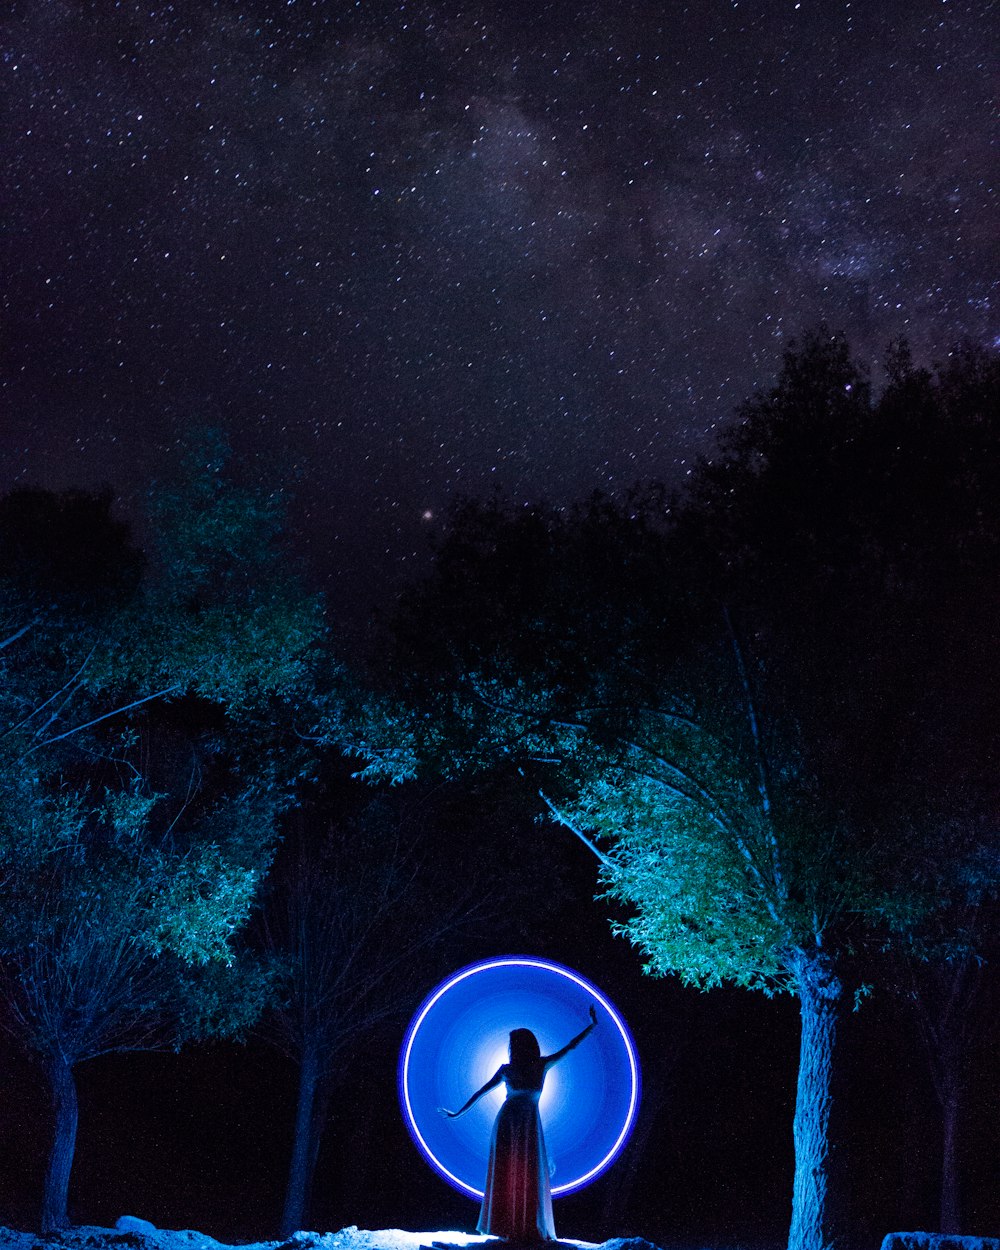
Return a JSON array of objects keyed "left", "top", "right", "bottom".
[{"left": 41, "top": 1053, "right": 80, "bottom": 1232}]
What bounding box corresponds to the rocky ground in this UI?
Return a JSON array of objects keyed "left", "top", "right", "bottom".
[
  {"left": 0, "top": 1221, "right": 666, "bottom": 1250},
  {"left": 3, "top": 1221, "right": 996, "bottom": 1250}
]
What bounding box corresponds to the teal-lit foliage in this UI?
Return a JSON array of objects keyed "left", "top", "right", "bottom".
[
  {"left": 0, "top": 785, "right": 272, "bottom": 1047},
  {"left": 0, "top": 435, "right": 328, "bottom": 1229}
]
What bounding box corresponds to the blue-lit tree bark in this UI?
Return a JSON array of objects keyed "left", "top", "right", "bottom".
[
  {"left": 788, "top": 954, "right": 841, "bottom": 1250},
  {"left": 283, "top": 1040, "right": 324, "bottom": 1238},
  {"left": 42, "top": 1056, "right": 79, "bottom": 1236}
]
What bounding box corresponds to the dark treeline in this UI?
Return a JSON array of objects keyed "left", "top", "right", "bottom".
[{"left": 0, "top": 334, "right": 997, "bottom": 1250}]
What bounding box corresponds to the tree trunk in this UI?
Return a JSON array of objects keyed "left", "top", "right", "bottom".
[
  {"left": 601, "top": 1053, "right": 673, "bottom": 1233},
  {"left": 281, "top": 1045, "right": 322, "bottom": 1237},
  {"left": 41, "top": 1053, "right": 79, "bottom": 1232},
  {"left": 940, "top": 1088, "right": 961, "bottom": 1234},
  {"left": 788, "top": 952, "right": 842, "bottom": 1250},
  {"left": 905, "top": 952, "right": 978, "bottom": 1237}
]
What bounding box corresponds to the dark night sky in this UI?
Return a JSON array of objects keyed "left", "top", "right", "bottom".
[{"left": 2, "top": 0, "right": 997, "bottom": 613}]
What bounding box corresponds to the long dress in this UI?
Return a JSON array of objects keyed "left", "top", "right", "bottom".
[{"left": 477, "top": 1064, "right": 556, "bottom": 1241}]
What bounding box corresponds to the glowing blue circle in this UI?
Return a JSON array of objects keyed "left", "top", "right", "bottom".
[{"left": 399, "top": 956, "right": 641, "bottom": 1198}]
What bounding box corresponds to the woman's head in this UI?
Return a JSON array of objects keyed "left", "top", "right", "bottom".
[{"left": 508, "top": 1028, "right": 541, "bottom": 1066}]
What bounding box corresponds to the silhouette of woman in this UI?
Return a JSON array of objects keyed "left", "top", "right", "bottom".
[{"left": 440, "top": 1006, "right": 597, "bottom": 1242}]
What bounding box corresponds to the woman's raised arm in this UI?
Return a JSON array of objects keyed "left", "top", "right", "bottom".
[{"left": 543, "top": 1005, "right": 597, "bottom": 1068}]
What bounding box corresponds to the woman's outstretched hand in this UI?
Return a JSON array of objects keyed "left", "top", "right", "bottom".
[
  {"left": 588, "top": 1004, "right": 598, "bottom": 1026},
  {"left": 438, "top": 1106, "right": 459, "bottom": 1118}
]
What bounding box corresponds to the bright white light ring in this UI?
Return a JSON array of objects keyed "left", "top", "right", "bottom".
[{"left": 400, "top": 956, "right": 640, "bottom": 1197}]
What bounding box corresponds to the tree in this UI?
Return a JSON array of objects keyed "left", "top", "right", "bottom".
[
  {"left": 902, "top": 919, "right": 986, "bottom": 1234},
  {"left": 0, "top": 782, "right": 273, "bottom": 1230},
  {"left": 0, "top": 439, "right": 327, "bottom": 1229},
  {"left": 679, "top": 333, "right": 1000, "bottom": 1241},
  {"left": 891, "top": 842, "right": 998, "bottom": 1235},
  {"left": 0, "top": 443, "right": 324, "bottom": 781},
  {"left": 255, "top": 777, "right": 478, "bottom": 1236},
  {"left": 393, "top": 331, "right": 1000, "bottom": 1250}
]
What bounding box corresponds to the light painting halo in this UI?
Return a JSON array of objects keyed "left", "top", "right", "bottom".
[{"left": 398, "top": 956, "right": 641, "bottom": 1198}]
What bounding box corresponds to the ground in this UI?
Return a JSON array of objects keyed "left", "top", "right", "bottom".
[{"left": 0, "top": 1223, "right": 666, "bottom": 1250}]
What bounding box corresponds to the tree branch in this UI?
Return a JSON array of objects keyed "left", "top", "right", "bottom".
[
  {"left": 534, "top": 784, "right": 614, "bottom": 868},
  {"left": 22, "top": 680, "right": 187, "bottom": 756},
  {"left": 0, "top": 621, "right": 35, "bottom": 650},
  {"left": 723, "top": 605, "right": 787, "bottom": 904}
]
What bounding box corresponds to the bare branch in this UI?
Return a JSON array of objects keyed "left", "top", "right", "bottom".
[
  {"left": 0, "top": 620, "right": 35, "bottom": 650},
  {"left": 722, "top": 605, "right": 787, "bottom": 904},
  {"left": 2, "top": 646, "right": 97, "bottom": 741},
  {"left": 22, "top": 680, "right": 187, "bottom": 756},
  {"left": 535, "top": 784, "right": 613, "bottom": 868}
]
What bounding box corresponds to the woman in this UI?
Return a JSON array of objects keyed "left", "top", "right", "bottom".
[{"left": 440, "top": 1006, "right": 597, "bottom": 1241}]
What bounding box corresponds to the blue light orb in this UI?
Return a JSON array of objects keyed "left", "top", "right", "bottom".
[{"left": 399, "top": 956, "right": 641, "bottom": 1198}]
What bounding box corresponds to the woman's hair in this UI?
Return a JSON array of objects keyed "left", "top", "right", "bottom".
[{"left": 508, "top": 1028, "right": 542, "bottom": 1066}]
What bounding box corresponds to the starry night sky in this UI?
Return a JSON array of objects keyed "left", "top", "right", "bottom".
[{"left": 2, "top": 0, "right": 997, "bottom": 612}]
